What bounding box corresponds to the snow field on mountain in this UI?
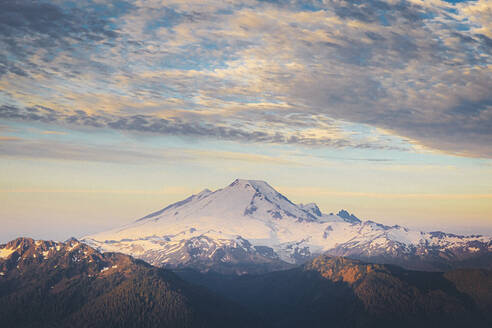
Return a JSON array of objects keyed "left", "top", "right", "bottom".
[{"left": 83, "top": 179, "right": 492, "bottom": 268}]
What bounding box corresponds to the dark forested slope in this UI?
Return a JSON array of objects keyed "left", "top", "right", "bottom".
[
  {"left": 177, "top": 255, "right": 492, "bottom": 328},
  {"left": 0, "top": 238, "right": 256, "bottom": 328},
  {"left": 1, "top": 237, "right": 490, "bottom": 328}
]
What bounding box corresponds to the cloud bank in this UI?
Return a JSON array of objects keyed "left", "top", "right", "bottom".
[{"left": 0, "top": 0, "right": 491, "bottom": 157}]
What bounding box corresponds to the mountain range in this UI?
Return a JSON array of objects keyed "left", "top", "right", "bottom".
[
  {"left": 1, "top": 237, "right": 491, "bottom": 328},
  {"left": 2, "top": 179, "right": 490, "bottom": 327},
  {"left": 0, "top": 237, "right": 254, "bottom": 328},
  {"left": 176, "top": 256, "right": 492, "bottom": 328},
  {"left": 83, "top": 179, "right": 492, "bottom": 274}
]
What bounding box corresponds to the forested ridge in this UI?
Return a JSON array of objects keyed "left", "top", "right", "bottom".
[{"left": 0, "top": 238, "right": 256, "bottom": 328}]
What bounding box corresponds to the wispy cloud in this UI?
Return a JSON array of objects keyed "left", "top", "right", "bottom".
[
  {"left": 0, "top": 135, "right": 183, "bottom": 164},
  {"left": 0, "top": 136, "right": 22, "bottom": 141},
  {"left": 0, "top": 104, "right": 407, "bottom": 151},
  {"left": 0, "top": 133, "right": 299, "bottom": 165},
  {"left": 40, "top": 130, "right": 67, "bottom": 135}
]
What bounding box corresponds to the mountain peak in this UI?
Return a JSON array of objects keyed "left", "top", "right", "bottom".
[
  {"left": 305, "top": 254, "right": 384, "bottom": 284},
  {"left": 196, "top": 188, "right": 212, "bottom": 198},
  {"left": 228, "top": 178, "right": 272, "bottom": 190},
  {"left": 300, "top": 203, "right": 322, "bottom": 217},
  {"left": 337, "top": 209, "right": 361, "bottom": 223},
  {"left": 4, "top": 237, "right": 36, "bottom": 250}
]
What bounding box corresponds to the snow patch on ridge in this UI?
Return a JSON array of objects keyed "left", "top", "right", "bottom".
[{"left": 0, "top": 248, "right": 15, "bottom": 259}]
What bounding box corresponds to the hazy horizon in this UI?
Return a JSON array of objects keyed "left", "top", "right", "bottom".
[{"left": 1, "top": 176, "right": 491, "bottom": 243}]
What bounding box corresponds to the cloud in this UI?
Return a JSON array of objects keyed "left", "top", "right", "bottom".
[
  {"left": 0, "top": 134, "right": 181, "bottom": 164},
  {"left": 41, "top": 130, "right": 67, "bottom": 135},
  {"left": 0, "top": 132, "right": 301, "bottom": 166},
  {"left": 0, "top": 0, "right": 123, "bottom": 77},
  {"left": 0, "top": 0, "right": 491, "bottom": 157},
  {"left": 0, "top": 136, "right": 22, "bottom": 141},
  {"left": 0, "top": 104, "right": 406, "bottom": 151}
]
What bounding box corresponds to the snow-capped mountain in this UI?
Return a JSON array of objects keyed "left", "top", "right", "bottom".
[{"left": 83, "top": 179, "right": 492, "bottom": 273}]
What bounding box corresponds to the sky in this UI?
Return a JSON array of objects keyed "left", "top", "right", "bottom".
[{"left": 0, "top": 0, "right": 491, "bottom": 242}]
